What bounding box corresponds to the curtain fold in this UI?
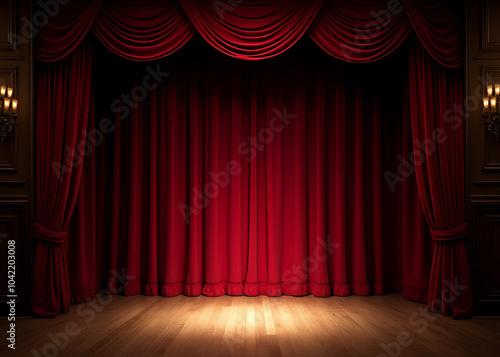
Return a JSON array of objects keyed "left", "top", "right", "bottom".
[
  {"left": 403, "top": 0, "right": 463, "bottom": 68},
  {"left": 33, "top": 43, "right": 93, "bottom": 316},
  {"left": 178, "top": 0, "right": 324, "bottom": 60},
  {"left": 308, "top": 0, "right": 412, "bottom": 63},
  {"left": 408, "top": 43, "right": 472, "bottom": 318},
  {"left": 92, "top": 0, "right": 195, "bottom": 61},
  {"left": 35, "top": 0, "right": 101, "bottom": 62}
]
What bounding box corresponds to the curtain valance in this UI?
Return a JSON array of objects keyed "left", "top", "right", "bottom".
[{"left": 35, "top": 0, "right": 462, "bottom": 67}]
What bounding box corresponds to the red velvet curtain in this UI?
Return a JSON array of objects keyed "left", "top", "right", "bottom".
[
  {"left": 408, "top": 43, "right": 472, "bottom": 318},
  {"left": 33, "top": 43, "right": 93, "bottom": 316},
  {"left": 33, "top": 0, "right": 470, "bottom": 318}
]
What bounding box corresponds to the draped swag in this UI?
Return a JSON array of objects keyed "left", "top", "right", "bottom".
[{"left": 34, "top": 0, "right": 471, "bottom": 319}]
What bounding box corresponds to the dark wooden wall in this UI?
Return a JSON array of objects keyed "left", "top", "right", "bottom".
[
  {"left": 467, "top": 0, "right": 500, "bottom": 315},
  {"left": 0, "top": 0, "right": 33, "bottom": 317}
]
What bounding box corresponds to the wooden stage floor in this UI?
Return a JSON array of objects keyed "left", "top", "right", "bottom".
[{"left": 10, "top": 293, "right": 500, "bottom": 356}]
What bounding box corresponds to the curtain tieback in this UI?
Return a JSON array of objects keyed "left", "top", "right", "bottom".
[
  {"left": 430, "top": 222, "right": 468, "bottom": 243},
  {"left": 33, "top": 222, "right": 67, "bottom": 244}
]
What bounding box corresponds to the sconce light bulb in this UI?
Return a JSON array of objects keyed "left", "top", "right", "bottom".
[
  {"left": 483, "top": 97, "right": 490, "bottom": 111},
  {"left": 487, "top": 85, "right": 493, "bottom": 97}
]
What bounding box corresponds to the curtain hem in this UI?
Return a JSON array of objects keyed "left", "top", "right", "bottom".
[
  {"left": 70, "top": 289, "right": 96, "bottom": 304},
  {"left": 103, "top": 281, "right": 390, "bottom": 297}
]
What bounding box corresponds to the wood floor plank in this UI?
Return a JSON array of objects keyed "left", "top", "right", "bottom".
[
  {"left": 203, "top": 297, "right": 231, "bottom": 356},
  {"left": 262, "top": 296, "right": 276, "bottom": 336}
]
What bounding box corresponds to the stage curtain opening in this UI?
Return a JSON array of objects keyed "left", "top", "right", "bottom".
[
  {"left": 32, "top": 0, "right": 470, "bottom": 318},
  {"left": 65, "top": 37, "right": 432, "bottom": 303}
]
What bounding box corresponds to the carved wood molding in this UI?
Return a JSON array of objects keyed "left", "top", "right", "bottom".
[
  {"left": 470, "top": 198, "right": 500, "bottom": 311},
  {"left": 482, "top": 0, "right": 500, "bottom": 50},
  {"left": 0, "top": 0, "right": 17, "bottom": 51}
]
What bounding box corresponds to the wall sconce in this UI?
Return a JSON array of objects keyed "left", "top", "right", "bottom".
[
  {"left": 0, "top": 85, "right": 18, "bottom": 142},
  {"left": 483, "top": 84, "right": 500, "bottom": 141}
]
